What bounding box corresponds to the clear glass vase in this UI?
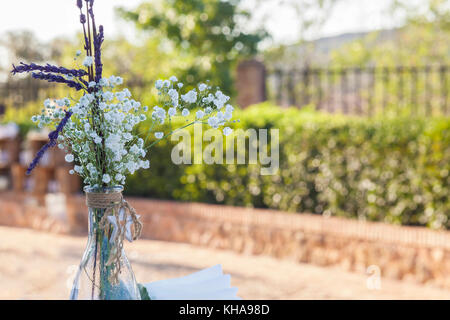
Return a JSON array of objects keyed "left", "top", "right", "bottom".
[{"left": 69, "top": 186, "right": 141, "bottom": 300}]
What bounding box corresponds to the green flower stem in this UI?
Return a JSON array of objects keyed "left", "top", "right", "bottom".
[
  {"left": 143, "top": 121, "right": 157, "bottom": 145},
  {"left": 145, "top": 121, "right": 199, "bottom": 150}
]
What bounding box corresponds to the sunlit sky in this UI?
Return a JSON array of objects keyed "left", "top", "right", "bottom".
[{"left": 0, "top": 0, "right": 403, "bottom": 45}]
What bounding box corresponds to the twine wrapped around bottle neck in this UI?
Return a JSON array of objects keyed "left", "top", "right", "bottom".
[
  {"left": 86, "top": 192, "right": 123, "bottom": 208},
  {"left": 85, "top": 191, "right": 143, "bottom": 284}
]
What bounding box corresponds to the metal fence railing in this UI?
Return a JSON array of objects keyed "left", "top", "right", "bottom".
[
  {"left": 0, "top": 79, "right": 56, "bottom": 114},
  {"left": 2, "top": 65, "right": 450, "bottom": 117},
  {"left": 0, "top": 79, "right": 151, "bottom": 116},
  {"left": 267, "top": 65, "right": 450, "bottom": 116}
]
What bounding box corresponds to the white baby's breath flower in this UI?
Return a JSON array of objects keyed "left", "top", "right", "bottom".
[
  {"left": 152, "top": 106, "right": 166, "bottom": 123},
  {"left": 213, "top": 90, "right": 230, "bottom": 109},
  {"left": 198, "top": 83, "right": 207, "bottom": 92},
  {"left": 224, "top": 111, "right": 233, "bottom": 121},
  {"left": 168, "top": 89, "right": 179, "bottom": 106},
  {"left": 83, "top": 142, "right": 91, "bottom": 153},
  {"left": 87, "top": 163, "right": 96, "bottom": 174},
  {"left": 44, "top": 98, "right": 52, "bottom": 108},
  {"left": 103, "top": 91, "right": 114, "bottom": 101},
  {"left": 99, "top": 78, "right": 109, "bottom": 87},
  {"left": 223, "top": 127, "right": 233, "bottom": 136},
  {"left": 65, "top": 154, "right": 74, "bottom": 163},
  {"left": 155, "top": 132, "right": 164, "bottom": 139},
  {"left": 168, "top": 107, "right": 177, "bottom": 117},
  {"left": 82, "top": 56, "right": 94, "bottom": 67},
  {"left": 208, "top": 117, "right": 219, "bottom": 129},
  {"left": 130, "top": 145, "right": 140, "bottom": 154},
  {"left": 155, "top": 80, "right": 163, "bottom": 89},
  {"left": 115, "top": 77, "right": 124, "bottom": 85},
  {"left": 126, "top": 161, "right": 136, "bottom": 174},
  {"left": 141, "top": 160, "right": 150, "bottom": 169},
  {"left": 204, "top": 93, "right": 214, "bottom": 103},
  {"left": 217, "top": 111, "right": 225, "bottom": 123},
  {"left": 181, "top": 90, "right": 197, "bottom": 104},
  {"left": 102, "top": 174, "right": 111, "bottom": 184},
  {"left": 105, "top": 133, "right": 122, "bottom": 151},
  {"left": 182, "top": 108, "right": 190, "bottom": 117},
  {"left": 122, "top": 88, "right": 131, "bottom": 97},
  {"left": 109, "top": 75, "right": 123, "bottom": 86},
  {"left": 56, "top": 99, "right": 66, "bottom": 107},
  {"left": 123, "top": 132, "right": 133, "bottom": 141},
  {"left": 196, "top": 110, "right": 205, "bottom": 119},
  {"left": 122, "top": 101, "right": 132, "bottom": 113},
  {"left": 116, "top": 92, "right": 126, "bottom": 101},
  {"left": 169, "top": 76, "right": 178, "bottom": 82}
]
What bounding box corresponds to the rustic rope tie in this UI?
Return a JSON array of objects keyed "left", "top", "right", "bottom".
[
  {"left": 86, "top": 192, "right": 122, "bottom": 208},
  {"left": 85, "top": 191, "right": 143, "bottom": 284}
]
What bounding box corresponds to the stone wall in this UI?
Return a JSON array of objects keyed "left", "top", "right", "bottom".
[
  {"left": 0, "top": 193, "right": 69, "bottom": 234},
  {"left": 1, "top": 192, "right": 449, "bottom": 288}
]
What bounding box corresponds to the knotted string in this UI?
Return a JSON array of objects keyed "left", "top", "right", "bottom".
[{"left": 86, "top": 191, "right": 143, "bottom": 284}]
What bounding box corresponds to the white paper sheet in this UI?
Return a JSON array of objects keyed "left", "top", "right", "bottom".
[{"left": 144, "top": 265, "right": 241, "bottom": 300}]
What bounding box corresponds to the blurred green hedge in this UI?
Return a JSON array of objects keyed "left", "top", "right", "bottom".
[{"left": 126, "top": 103, "right": 449, "bottom": 229}]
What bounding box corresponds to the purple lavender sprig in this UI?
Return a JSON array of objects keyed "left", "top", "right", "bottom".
[
  {"left": 26, "top": 111, "right": 73, "bottom": 175},
  {"left": 17, "top": 0, "right": 105, "bottom": 175},
  {"left": 48, "top": 110, "right": 73, "bottom": 141},
  {"left": 11, "top": 62, "right": 88, "bottom": 78},
  {"left": 31, "top": 72, "right": 84, "bottom": 91},
  {"left": 26, "top": 143, "right": 52, "bottom": 175},
  {"left": 94, "top": 25, "right": 104, "bottom": 82}
]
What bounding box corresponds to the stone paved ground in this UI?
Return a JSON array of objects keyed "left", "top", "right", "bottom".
[{"left": 1, "top": 226, "right": 450, "bottom": 300}]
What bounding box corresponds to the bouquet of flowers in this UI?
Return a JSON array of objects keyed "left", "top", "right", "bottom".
[{"left": 12, "top": 0, "right": 234, "bottom": 300}]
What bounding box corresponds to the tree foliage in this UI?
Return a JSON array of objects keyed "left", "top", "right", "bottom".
[
  {"left": 118, "top": 0, "right": 268, "bottom": 95},
  {"left": 331, "top": 0, "right": 450, "bottom": 67}
]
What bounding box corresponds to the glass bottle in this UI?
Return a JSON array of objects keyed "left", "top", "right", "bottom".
[{"left": 70, "top": 186, "right": 141, "bottom": 300}]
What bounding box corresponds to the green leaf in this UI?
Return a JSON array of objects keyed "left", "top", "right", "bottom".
[{"left": 138, "top": 283, "right": 151, "bottom": 300}]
